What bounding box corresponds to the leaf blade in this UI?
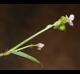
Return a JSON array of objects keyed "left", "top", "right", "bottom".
[{"left": 12, "top": 51, "right": 40, "bottom": 64}]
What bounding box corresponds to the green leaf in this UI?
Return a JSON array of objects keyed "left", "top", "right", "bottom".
[{"left": 12, "top": 51, "right": 40, "bottom": 64}]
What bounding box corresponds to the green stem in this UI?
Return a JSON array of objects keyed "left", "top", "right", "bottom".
[
  {"left": 12, "top": 44, "right": 37, "bottom": 52},
  {"left": 0, "top": 15, "right": 67, "bottom": 56},
  {"left": 5, "top": 24, "right": 54, "bottom": 55}
]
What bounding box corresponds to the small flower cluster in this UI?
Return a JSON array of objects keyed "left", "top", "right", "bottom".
[
  {"left": 36, "top": 43, "right": 45, "bottom": 51},
  {"left": 67, "top": 14, "right": 75, "bottom": 26}
]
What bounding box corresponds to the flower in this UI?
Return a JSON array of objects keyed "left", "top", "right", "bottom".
[
  {"left": 67, "top": 14, "right": 75, "bottom": 26},
  {"left": 36, "top": 43, "right": 45, "bottom": 51}
]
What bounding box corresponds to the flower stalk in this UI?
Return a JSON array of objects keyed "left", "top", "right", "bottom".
[{"left": 0, "top": 14, "right": 75, "bottom": 58}]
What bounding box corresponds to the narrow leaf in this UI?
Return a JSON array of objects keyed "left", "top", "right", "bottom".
[{"left": 12, "top": 51, "right": 40, "bottom": 64}]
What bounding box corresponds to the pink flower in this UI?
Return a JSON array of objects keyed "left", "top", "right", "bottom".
[
  {"left": 36, "top": 43, "right": 45, "bottom": 51},
  {"left": 68, "top": 14, "right": 75, "bottom": 26}
]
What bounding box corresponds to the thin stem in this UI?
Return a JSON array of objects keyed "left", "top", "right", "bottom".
[
  {"left": 0, "top": 53, "right": 5, "bottom": 57},
  {"left": 12, "top": 44, "right": 37, "bottom": 52},
  {"left": 5, "top": 24, "right": 54, "bottom": 55},
  {"left": 0, "top": 15, "right": 68, "bottom": 56}
]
